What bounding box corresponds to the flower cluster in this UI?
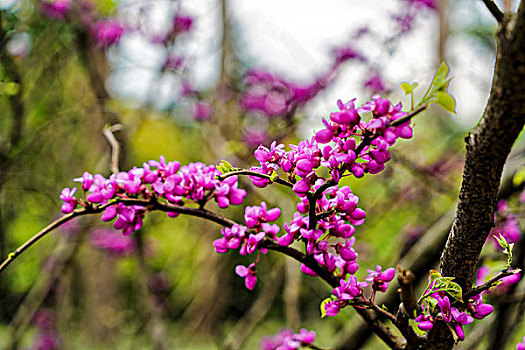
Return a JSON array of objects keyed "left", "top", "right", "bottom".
[
  {"left": 414, "top": 294, "right": 480, "bottom": 341},
  {"left": 214, "top": 202, "right": 281, "bottom": 288},
  {"left": 59, "top": 157, "right": 246, "bottom": 235},
  {"left": 415, "top": 274, "right": 494, "bottom": 341},
  {"left": 41, "top": 0, "right": 125, "bottom": 47},
  {"left": 260, "top": 328, "right": 316, "bottom": 350},
  {"left": 322, "top": 264, "right": 395, "bottom": 317},
  {"left": 211, "top": 97, "right": 414, "bottom": 310},
  {"left": 250, "top": 97, "right": 412, "bottom": 196},
  {"left": 238, "top": 44, "right": 365, "bottom": 120}
]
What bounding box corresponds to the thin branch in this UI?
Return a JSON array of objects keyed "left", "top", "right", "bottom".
[
  {"left": 481, "top": 0, "right": 504, "bottom": 22},
  {"left": 0, "top": 198, "right": 235, "bottom": 274},
  {"left": 369, "top": 302, "right": 397, "bottom": 323},
  {"left": 0, "top": 198, "right": 403, "bottom": 347},
  {"left": 0, "top": 210, "right": 86, "bottom": 274},
  {"left": 389, "top": 104, "right": 428, "bottom": 127},
  {"left": 353, "top": 308, "right": 406, "bottom": 350},
  {"left": 308, "top": 179, "right": 336, "bottom": 230},
  {"left": 463, "top": 269, "right": 521, "bottom": 299},
  {"left": 102, "top": 124, "right": 123, "bottom": 174},
  {"left": 397, "top": 265, "right": 418, "bottom": 318},
  {"left": 260, "top": 239, "right": 338, "bottom": 287}
]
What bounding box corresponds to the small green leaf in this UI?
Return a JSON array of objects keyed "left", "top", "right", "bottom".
[
  {"left": 401, "top": 82, "right": 413, "bottom": 94},
  {"left": 434, "top": 61, "right": 450, "bottom": 84},
  {"left": 429, "top": 270, "right": 442, "bottom": 283},
  {"left": 320, "top": 297, "right": 333, "bottom": 318},
  {"left": 427, "top": 297, "right": 438, "bottom": 312},
  {"left": 444, "top": 281, "right": 463, "bottom": 302},
  {"left": 496, "top": 234, "right": 508, "bottom": 249},
  {"left": 217, "top": 160, "right": 233, "bottom": 174},
  {"left": 513, "top": 167, "right": 525, "bottom": 186},
  {"left": 435, "top": 92, "right": 456, "bottom": 113},
  {"left": 269, "top": 170, "right": 278, "bottom": 182},
  {"left": 381, "top": 304, "right": 388, "bottom": 311},
  {"left": 8, "top": 252, "right": 15, "bottom": 260}
]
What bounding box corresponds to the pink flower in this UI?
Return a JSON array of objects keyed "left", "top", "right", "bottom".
[
  {"left": 41, "top": 0, "right": 70, "bottom": 20},
  {"left": 91, "top": 20, "right": 124, "bottom": 46},
  {"left": 235, "top": 263, "right": 257, "bottom": 290},
  {"left": 173, "top": 14, "right": 193, "bottom": 33},
  {"left": 59, "top": 188, "right": 77, "bottom": 214}
]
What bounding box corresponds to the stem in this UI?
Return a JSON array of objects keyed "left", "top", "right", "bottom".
[
  {"left": 308, "top": 179, "right": 337, "bottom": 230},
  {"left": 463, "top": 269, "right": 521, "bottom": 300},
  {"left": 481, "top": 0, "right": 505, "bottom": 22}
]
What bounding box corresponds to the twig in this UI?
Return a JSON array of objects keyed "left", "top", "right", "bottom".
[
  {"left": 102, "top": 124, "right": 123, "bottom": 174},
  {"left": 0, "top": 210, "right": 86, "bottom": 274},
  {"left": 0, "top": 198, "right": 234, "bottom": 274},
  {"left": 308, "top": 180, "right": 336, "bottom": 230},
  {"left": 397, "top": 265, "right": 418, "bottom": 318},
  {"left": 396, "top": 303, "right": 424, "bottom": 346},
  {"left": 463, "top": 269, "right": 521, "bottom": 300},
  {"left": 0, "top": 198, "right": 403, "bottom": 348},
  {"left": 481, "top": 0, "right": 504, "bottom": 22},
  {"left": 369, "top": 302, "right": 397, "bottom": 323}
]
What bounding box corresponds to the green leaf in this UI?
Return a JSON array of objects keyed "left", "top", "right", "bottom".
[
  {"left": 320, "top": 297, "right": 333, "bottom": 318},
  {"left": 401, "top": 82, "right": 413, "bottom": 94},
  {"left": 435, "top": 92, "right": 456, "bottom": 113},
  {"left": 429, "top": 270, "right": 442, "bottom": 283},
  {"left": 444, "top": 281, "right": 463, "bottom": 302},
  {"left": 401, "top": 82, "right": 419, "bottom": 94},
  {"left": 217, "top": 160, "right": 233, "bottom": 174},
  {"left": 427, "top": 297, "right": 438, "bottom": 312},
  {"left": 269, "top": 170, "right": 278, "bottom": 182},
  {"left": 512, "top": 167, "right": 525, "bottom": 186},
  {"left": 495, "top": 234, "right": 509, "bottom": 249},
  {"left": 433, "top": 61, "right": 450, "bottom": 85}
]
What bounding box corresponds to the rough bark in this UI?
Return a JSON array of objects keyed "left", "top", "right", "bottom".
[{"left": 436, "top": 2, "right": 525, "bottom": 347}]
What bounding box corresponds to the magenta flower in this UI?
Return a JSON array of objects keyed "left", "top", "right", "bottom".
[
  {"left": 435, "top": 295, "right": 452, "bottom": 322},
  {"left": 260, "top": 328, "right": 316, "bottom": 350},
  {"left": 244, "top": 202, "right": 281, "bottom": 229},
  {"left": 191, "top": 101, "right": 213, "bottom": 121},
  {"left": 324, "top": 300, "right": 342, "bottom": 317},
  {"left": 517, "top": 336, "right": 525, "bottom": 350},
  {"left": 451, "top": 308, "right": 473, "bottom": 341},
  {"left": 91, "top": 20, "right": 124, "bottom": 46},
  {"left": 366, "top": 265, "right": 396, "bottom": 293},
  {"left": 415, "top": 314, "right": 434, "bottom": 331},
  {"left": 41, "top": 0, "right": 70, "bottom": 20},
  {"left": 469, "top": 294, "right": 493, "bottom": 319},
  {"left": 173, "top": 14, "right": 193, "bottom": 34},
  {"left": 59, "top": 188, "right": 77, "bottom": 214},
  {"left": 236, "top": 263, "right": 257, "bottom": 290}
]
